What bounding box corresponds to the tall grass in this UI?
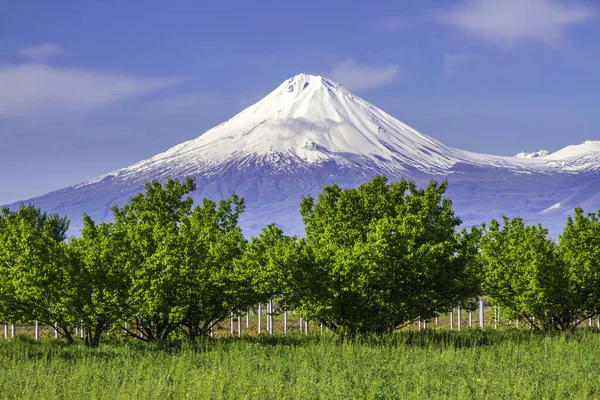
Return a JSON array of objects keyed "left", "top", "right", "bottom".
[{"left": 1, "top": 329, "right": 599, "bottom": 399}]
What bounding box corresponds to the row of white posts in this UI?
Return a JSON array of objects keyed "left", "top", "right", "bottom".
[
  {"left": 6, "top": 299, "right": 600, "bottom": 339},
  {"left": 2, "top": 321, "right": 86, "bottom": 340},
  {"left": 225, "top": 301, "right": 303, "bottom": 337},
  {"left": 419, "top": 300, "right": 487, "bottom": 330}
]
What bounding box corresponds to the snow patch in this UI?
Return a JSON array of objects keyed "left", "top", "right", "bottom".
[
  {"left": 545, "top": 140, "right": 600, "bottom": 160},
  {"left": 540, "top": 203, "right": 561, "bottom": 214},
  {"left": 515, "top": 150, "right": 549, "bottom": 159}
]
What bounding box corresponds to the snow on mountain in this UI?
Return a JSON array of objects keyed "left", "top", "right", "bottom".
[
  {"left": 7, "top": 73, "right": 600, "bottom": 237},
  {"left": 85, "top": 74, "right": 595, "bottom": 187},
  {"left": 91, "top": 73, "right": 468, "bottom": 183},
  {"left": 515, "top": 150, "right": 549, "bottom": 159},
  {"left": 540, "top": 202, "right": 561, "bottom": 214},
  {"left": 546, "top": 140, "right": 600, "bottom": 160}
]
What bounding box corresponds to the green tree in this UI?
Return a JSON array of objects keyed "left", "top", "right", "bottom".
[
  {"left": 0, "top": 208, "right": 19, "bottom": 328},
  {"left": 67, "top": 215, "right": 128, "bottom": 346},
  {"left": 280, "top": 176, "right": 479, "bottom": 335},
  {"left": 177, "top": 195, "right": 251, "bottom": 340},
  {"left": 112, "top": 177, "right": 251, "bottom": 341},
  {"left": 558, "top": 207, "right": 600, "bottom": 327},
  {"left": 479, "top": 217, "right": 568, "bottom": 331},
  {"left": 111, "top": 178, "right": 196, "bottom": 341},
  {"left": 241, "top": 224, "right": 314, "bottom": 315},
  {"left": 0, "top": 205, "right": 75, "bottom": 343}
]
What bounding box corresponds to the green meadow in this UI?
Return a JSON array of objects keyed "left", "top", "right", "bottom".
[{"left": 1, "top": 329, "right": 599, "bottom": 399}]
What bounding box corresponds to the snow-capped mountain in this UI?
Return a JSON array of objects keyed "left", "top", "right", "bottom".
[
  {"left": 514, "top": 141, "right": 600, "bottom": 172},
  {"left": 8, "top": 74, "right": 600, "bottom": 237},
  {"left": 515, "top": 150, "right": 549, "bottom": 159}
]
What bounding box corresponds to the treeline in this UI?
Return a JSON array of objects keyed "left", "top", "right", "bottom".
[{"left": 1, "top": 176, "right": 599, "bottom": 346}]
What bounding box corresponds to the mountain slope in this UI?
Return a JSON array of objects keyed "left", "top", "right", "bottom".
[{"left": 8, "top": 74, "right": 600, "bottom": 237}]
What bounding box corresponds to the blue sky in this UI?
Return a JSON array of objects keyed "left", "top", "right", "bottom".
[{"left": 0, "top": 0, "right": 599, "bottom": 204}]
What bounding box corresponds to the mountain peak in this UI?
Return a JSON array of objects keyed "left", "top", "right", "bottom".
[
  {"left": 83, "top": 74, "right": 600, "bottom": 189},
  {"left": 545, "top": 140, "right": 600, "bottom": 160},
  {"left": 133, "top": 72, "right": 462, "bottom": 176},
  {"left": 280, "top": 73, "right": 336, "bottom": 91},
  {"left": 271, "top": 74, "right": 347, "bottom": 103},
  {"left": 515, "top": 150, "right": 549, "bottom": 159}
]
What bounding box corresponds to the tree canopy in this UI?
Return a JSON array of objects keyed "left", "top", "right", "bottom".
[{"left": 268, "top": 176, "right": 482, "bottom": 335}]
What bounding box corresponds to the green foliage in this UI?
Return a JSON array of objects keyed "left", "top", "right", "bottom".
[
  {"left": 241, "top": 224, "right": 313, "bottom": 307},
  {"left": 275, "top": 176, "right": 481, "bottom": 335},
  {"left": 480, "top": 217, "right": 575, "bottom": 331},
  {"left": 67, "top": 215, "right": 128, "bottom": 346},
  {"left": 177, "top": 194, "right": 251, "bottom": 340},
  {"left": 0, "top": 205, "right": 74, "bottom": 342},
  {"left": 6, "top": 175, "right": 600, "bottom": 345},
  {"left": 558, "top": 207, "right": 600, "bottom": 323},
  {"left": 111, "top": 177, "right": 250, "bottom": 341}
]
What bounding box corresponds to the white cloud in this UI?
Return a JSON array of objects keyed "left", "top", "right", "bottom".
[
  {"left": 443, "top": 54, "right": 474, "bottom": 76},
  {"left": 0, "top": 63, "right": 184, "bottom": 118},
  {"left": 439, "top": 0, "right": 597, "bottom": 46},
  {"left": 18, "top": 43, "right": 65, "bottom": 61},
  {"left": 329, "top": 59, "right": 400, "bottom": 91}
]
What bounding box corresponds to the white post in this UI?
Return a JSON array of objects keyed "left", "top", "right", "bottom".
[
  {"left": 435, "top": 316, "right": 438, "bottom": 326},
  {"left": 3, "top": 324, "right": 7, "bottom": 339},
  {"left": 304, "top": 320, "right": 308, "bottom": 335},
  {"left": 81, "top": 321, "right": 84, "bottom": 338},
  {"left": 258, "top": 303, "right": 262, "bottom": 334},
  {"left": 230, "top": 312, "right": 234, "bottom": 335},
  {"left": 54, "top": 322, "right": 58, "bottom": 339},
  {"left": 265, "top": 302, "right": 269, "bottom": 333},
  {"left": 479, "top": 299, "right": 484, "bottom": 329},
  {"left": 246, "top": 308, "right": 250, "bottom": 328},
  {"left": 11, "top": 323, "right": 15, "bottom": 338},
  {"left": 238, "top": 313, "right": 242, "bottom": 337},
  {"left": 284, "top": 310, "right": 288, "bottom": 334},
  {"left": 589, "top": 317, "right": 592, "bottom": 327},
  {"left": 597, "top": 314, "right": 599, "bottom": 329},
  {"left": 495, "top": 307, "right": 498, "bottom": 329},
  {"left": 35, "top": 320, "right": 39, "bottom": 341},
  {"left": 457, "top": 306, "right": 461, "bottom": 331},
  {"left": 299, "top": 316, "right": 302, "bottom": 333},
  {"left": 269, "top": 301, "right": 273, "bottom": 333},
  {"left": 423, "top": 320, "right": 427, "bottom": 330},
  {"left": 269, "top": 301, "right": 274, "bottom": 335},
  {"left": 469, "top": 311, "right": 472, "bottom": 327},
  {"left": 450, "top": 311, "right": 454, "bottom": 330}
]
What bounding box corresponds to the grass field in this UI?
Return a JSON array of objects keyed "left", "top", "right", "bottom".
[{"left": 1, "top": 329, "right": 600, "bottom": 399}]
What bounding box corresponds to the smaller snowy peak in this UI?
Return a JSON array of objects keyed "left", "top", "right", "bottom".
[
  {"left": 545, "top": 140, "right": 600, "bottom": 160},
  {"left": 515, "top": 150, "right": 549, "bottom": 159},
  {"left": 540, "top": 202, "right": 561, "bottom": 214}
]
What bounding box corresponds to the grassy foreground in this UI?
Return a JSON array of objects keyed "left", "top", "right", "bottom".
[{"left": 1, "top": 329, "right": 600, "bottom": 399}]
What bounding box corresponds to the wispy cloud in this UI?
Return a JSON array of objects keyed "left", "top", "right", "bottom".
[
  {"left": 18, "top": 43, "right": 65, "bottom": 61},
  {"left": 329, "top": 59, "right": 400, "bottom": 91},
  {"left": 0, "top": 63, "right": 184, "bottom": 118},
  {"left": 439, "top": 0, "right": 597, "bottom": 46},
  {"left": 157, "top": 91, "right": 226, "bottom": 114},
  {"left": 377, "top": 16, "right": 410, "bottom": 31},
  {"left": 443, "top": 54, "right": 474, "bottom": 76}
]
